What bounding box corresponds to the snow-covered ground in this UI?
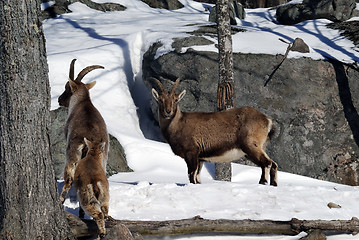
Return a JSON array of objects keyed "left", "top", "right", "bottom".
[{"left": 43, "top": 0, "right": 359, "bottom": 239}]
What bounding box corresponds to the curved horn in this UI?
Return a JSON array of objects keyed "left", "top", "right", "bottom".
[
  {"left": 75, "top": 65, "right": 104, "bottom": 82},
  {"left": 69, "top": 59, "right": 77, "bottom": 81},
  {"left": 170, "top": 78, "right": 181, "bottom": 94},
  {"left": 149, "top": 77, "right": 165, "bottom": 93}
]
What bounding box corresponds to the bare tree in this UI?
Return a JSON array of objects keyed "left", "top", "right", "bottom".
[
  {"left": 0, "top": 1, "right": 74, "bottom": 239},
  {"left": 215, "top": 0, "right": 235, "bottom": 182}
]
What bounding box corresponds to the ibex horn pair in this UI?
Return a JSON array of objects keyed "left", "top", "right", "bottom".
[
  {"left": 69, "top": 59, "right": 104, "bottom": 82},
  {"left": 150, "top": 77, "right": 181, "bottom": 94}
]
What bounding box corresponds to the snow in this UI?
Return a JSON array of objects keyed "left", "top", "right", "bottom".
[{"left": 43, "top": 0, "right": 359, "bottom": 239}]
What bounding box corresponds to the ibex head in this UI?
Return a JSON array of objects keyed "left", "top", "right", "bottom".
[
  {"left": 151, "top": 77, "right": 186, "bottom": 119},
  {"left": 84, "top": 138, "right": 107, "bottom": 157},
  {"left": 58, "top": 59, "right": 104, "bottom": 107}
]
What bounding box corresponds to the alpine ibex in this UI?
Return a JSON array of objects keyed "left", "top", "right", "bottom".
[
  {"left": 151, "top": 77, "right": 278, "bottom": 186},
  {"left": 74, "top": 138, "right": 110, "bottom": 238},
  {"left": 59, "top": 59, "right": 109, "bottom": 203}
]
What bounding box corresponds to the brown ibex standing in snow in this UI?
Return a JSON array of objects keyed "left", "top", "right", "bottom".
[
  {"left": 74, "top": 138, "right": 110, "bottom": 238},
  {"left": 58, "top": 59, "right": 109, "bottom": 204},
  {"left": 151, "top": 77, "right": 278, "bottom": 186}
]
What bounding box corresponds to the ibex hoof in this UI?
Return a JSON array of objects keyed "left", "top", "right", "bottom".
[
  {"left": 259, "top": 179, "right": 268, "bottom": 185},
  {"left": 270, "top": 181, "right": 278, "bottom": 187}
]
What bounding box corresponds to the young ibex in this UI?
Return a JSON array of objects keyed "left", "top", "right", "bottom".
[
  {"left": 59, "top": 59, "right": 109, "bottom": 203},
  {"left": 151, "top": 77, "right": 278, "bottom": 186},
  {"left": 74, "top": 138, "right": 110, "bottom": 238}
]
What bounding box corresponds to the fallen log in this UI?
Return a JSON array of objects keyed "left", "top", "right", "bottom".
[
  {"left": 66, "top": 212, "right": 359, "bottom": 239},
  {"left": 116, "top": 216, "right": 359, "bottom": 236},
  {"left": 115, "top": 216, "right": 296, "bottom": 236},
  {"left": 291, "top": 217, "right": 359, "bottom": 234}
]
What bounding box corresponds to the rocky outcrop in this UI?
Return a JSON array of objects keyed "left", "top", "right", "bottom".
[
  {"left": 276, "top": 0, "right": 356, "bottom": 25},
  {"left": 209, "top": 1, "right": 246, "bottom": 25},
  {"left": 49, "top": 107, "right": 132, "bottom": 180},
  {"left": 142, "top": 38, "right": 359, "bottom": 186},
  {"left": 41, "top": 0, "right": 126, "bottom": 20},
  {"left": 328, "top": 21, "right": 359, "bottom": 47},
  {"left": 41, "top": 0, "right": 183, "bottom": 20},
  {"left": 239, "top": 0, "right": 288, "bottom": 8},
  {"left": 141, "top": 0, "right": 184, "bottom": 10},
  {"left": 196, "top": 0, "right": 288, "bottom": 8}
]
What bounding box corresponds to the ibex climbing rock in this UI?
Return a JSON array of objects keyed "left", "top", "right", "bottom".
[
  {"left": 151, "top": 77, "right": 278, "bottom": 186},
  {"left": 74, "top": 138, "right": 111, "bottom": 238},
  {"left": 59, "top": 59, "right": 109, "bottom": 203}
]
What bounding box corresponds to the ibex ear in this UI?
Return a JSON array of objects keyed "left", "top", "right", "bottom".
[
  {"left": 178, "top": 90, "right": 186, "bottom": 102},
  {"left": 152, "top": 89, "right": 159, "bottom": 102},
  {"left": 100, "top": 142, "right": 106, "bottom": 151},
  {"left": 69, "top": 79, "right": 78, "bottom": 92},
  {"left": 86, "top": 81, "right": 96, "bottom": 90},
  {"left": 84, "top": 137, "right": 91, "bottom": 147}
]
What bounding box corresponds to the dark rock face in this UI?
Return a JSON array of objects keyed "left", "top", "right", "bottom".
[
  {"left": 142, "top": 40, "right": 359, "bottom": 185},
  {"left": 276, "top": 0, "right": 356, "bottom": 25},
  {"left": 141, "top": 0, "right": 184, "bottom": 10},
  {"left": 195, "top": 0, "right": 288, "bottom": 8},
  {"left": 328, "top": 21, "right": 359, "bottom": 47},
  {"left": 49, "top": 107, "right": 132, "bottom": 180},
  {"left": 209, "top": 1, "right": 246, "bottom": 25},
  {"left": 239, "top": 0, "right": 288, "bottom": 9},
  {"left": 41, "top": 0, "right": 126, "bottom": 20}
]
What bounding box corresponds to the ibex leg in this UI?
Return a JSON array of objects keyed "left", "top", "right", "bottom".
[
  {"left": 185, "top": 151, "right": 200, "bottom": 184},
  {"left": 86, "top": 202, "right": 106, "bottom": 238},
  {"left": 270, "top": 161, "right": 278, "bottom": 186},
  {"left": 244, "top": 146, "right": 276, "bottom": 186},
  {"left": 195, "top": 160, "right": 204, "bottom": 184},
  {"left": 60, "top": 143, "right": 84, "bottom": 203}
]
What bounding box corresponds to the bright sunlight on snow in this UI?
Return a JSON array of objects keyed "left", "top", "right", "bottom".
[{"left": 43, "top": 0, "right": 359, "bottom": 239}]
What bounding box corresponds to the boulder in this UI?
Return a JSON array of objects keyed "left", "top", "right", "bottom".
[
  {"left": 142, "top": 37, "right": 359, "bottom": 186},
  {"left": 239, "top": 0, "right": 288, "bottom": 9},
  {"left": 276, "top": 0, "right": 356, "bottom": 25},
  {"left": 290, "top": 38, "right": 310, "bottom": 53},
  {"left": 49, "top": 107, "right": 132, "bottom": 180},
  {"left": 209, "top": 0, "right": 246, "bottom": 25},
  {"left": 41, "top": 0, "right": 126, "bottom": 20},
  {"left": 328, "top": 21, "right": 359, "bottom": 47},
  {"left": 141, "top": 0, "right": 184, "bottom": 10}
]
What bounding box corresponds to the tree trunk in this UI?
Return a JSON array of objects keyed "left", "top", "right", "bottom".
[
  {"left": 215, "top": 0, "right": 234, "bottom": 182},
  {"left": 0, "top": 1, "right": 74, "bottom": 239}
]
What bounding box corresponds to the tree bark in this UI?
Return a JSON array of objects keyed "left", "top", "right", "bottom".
[
  {"left": 215, "top": 0, "right": 234, "bottom": 182},
  {"left": 216, "top": 0, "right": 235, "bottom": 111},
  {"left": 0, "top": 1, "right": 74, "bottom": 239},
  {"left": 66, "top": 214, "right": 359, "bottom": 238}
]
